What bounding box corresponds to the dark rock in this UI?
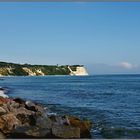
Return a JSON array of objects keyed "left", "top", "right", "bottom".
[
  {"left": 13, "top": 98, "right": 25, "bottom": 105},
  {"left": 25, "top": 126, "right": 51, "bottom": 138},
  {"left": 49, "top": 115, "right": 70, "bottom": 125},
  {"left": 28, "top": 115, "right": 36, "bottom": 126},
  {"left": 35, "top": 104, "right": 45, "bottom": 115},
  {"left": 36, "top": 114, "right": 52, "bottom": 129},
  {"left": 9, "top": 126, "right": 52, "bottom": 138},
  {"left": 12, "top": 106, "right": 33, "bottom": 116},
  {"left": 25, "top": 101, "right": 37, "bottom": 112},
  {"left": 0, "top": 131, "right": 5, "bottom": 139},
  {"left": 8, "top": 126, "right": 37, "bottom": 138},
  {"left": 9, "top": 113, "right": 54, "bottom": 138},
  {"left": 52, "top": 124, "right": 80, "bottom": 138},
  {"left": 16, "top": 114, "right": 36, "bottom": 126},
  {"left": 68, "top": 116, "right": 92, "bottom": 138},
  {"left": 10, "top": 106, "right": 34, "bottom": 126},
  {"left": 49, "top": 115, "right": 57, "bottom": 122},
  {"left": 0, "top": 96, "right": 92, "bottom": 139}
]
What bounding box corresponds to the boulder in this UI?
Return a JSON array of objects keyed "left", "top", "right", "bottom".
[
  {"left": 25, "top": 126, "right": 51, "bottom": 138},
  {"left": 5, "top": 106, "right": 35, "bottom": 126},
  {"left": 36, "top": 114, "right": 52, "bottom": 129},
  {"left": 8, "top": 126, "right": 35, "bottom": 138},
  {"left": 35, "top": 104, "right": 45, "bottom": 115},
  {"left": 25, "top": 101, "right": 45, "bottom": 115},
  {"left": 8, "top": 113, "right": 53, "bottom": 138},
  {"left": 49, "top": 115, "right": 70, "bottom": 125},
  {"left": 0, "top": 107, "right": 7, "bottom": 115},
  {"left": 10, "top": 101, "right": 20, "bottom": 109},
  {"left": 0, "top": 97, "right": 11, "bottom": 105},
  {"left": 9, "top": 126, "right": 51, "bottom": 138},
  {"left": 1, "top": 104, "right": 10, "bottom": 113},
  {"left": 0, "top": 96, "right": 92, "bottom": 139},
  {"left": 0, "top": 113, "right": 21, "bottom": 134},
  {"left": 13, "top": 98, "right": 25, "bottom": 105},
  {"left": 3, "top": 101, "right": 19, "bottom": 113},
  {"left": 68, "top": 116, "right": 92, "bottom": 138},
  {"left": 16, "top": 114, "right": 36, "bottom": 126},
  {"left": 52, "top": 124, "right": 80, "bottom": 138},
  {"left": 12, "top": 106, "right": 33, "bottom": 116},
  {"left": 25, "top": 101, "right": 36, "bottom": 112},
  {"left": 0, "top": 132, "right": 5, "bottom": 139}
]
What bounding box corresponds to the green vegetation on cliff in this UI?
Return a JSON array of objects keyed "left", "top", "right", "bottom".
[{"left": 0, "top": 61, "right": 82, "bottom": 76}]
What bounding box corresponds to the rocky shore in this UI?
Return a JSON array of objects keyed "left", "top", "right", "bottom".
[{"left": 0, "top": 89, "right": 92, "bottom": 139}]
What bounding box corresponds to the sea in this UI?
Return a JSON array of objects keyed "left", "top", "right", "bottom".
[{"left": 0, "top": 75, "right": 140, "bottom": 138}]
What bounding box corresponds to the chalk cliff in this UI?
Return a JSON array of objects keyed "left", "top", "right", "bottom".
[
  {"left": 68, "top": 66, "right": 88, "bottom": 76},
  {"left": 0, "top": 62, "right": 88, "bottom": 76}
]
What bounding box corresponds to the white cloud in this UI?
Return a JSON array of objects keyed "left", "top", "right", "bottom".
[{"left": 119, "top": 61, "right": 138, "bottom": 69}]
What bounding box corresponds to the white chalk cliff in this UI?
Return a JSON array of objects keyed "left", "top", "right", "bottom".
[
  {"left": 23, "top": 68, "right": 45, "bottom": 76},
  {"left": 0, "top": 63, "right": 88, "bottom": 76},
  {"left": 68, "top": 66, "right": 88, "bottom": 76}
]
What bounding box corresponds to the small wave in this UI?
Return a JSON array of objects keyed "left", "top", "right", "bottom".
[{"left": 0, "top": 87, "right": 9, "bottom": 98}]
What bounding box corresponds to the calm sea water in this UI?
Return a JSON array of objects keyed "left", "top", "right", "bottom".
[{"left": 0, "top": 75, "right": 140, "bottom": 138}]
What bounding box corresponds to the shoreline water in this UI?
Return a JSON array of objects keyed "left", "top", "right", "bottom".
[
  {"left": 0, "top": 75, "right": 140, "bottom": 139},
  {"left": 0, "top": 87, "right": 92, "bottom": 139}
]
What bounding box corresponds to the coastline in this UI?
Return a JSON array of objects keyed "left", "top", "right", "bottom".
[
  {"left": 0, "top": 61, "right": 89, "bottom": 76},
  {"left": 0, "top": 87, "right": 92, "bottom": 139},
  {"left": 1, "top": 75, "right": 139, "bottom": 138}
]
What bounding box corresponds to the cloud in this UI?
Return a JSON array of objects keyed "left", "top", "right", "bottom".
[
  {"left": 86, "top": 62, "right": 140, "bottom": 74},
  {"left": 119, "top": 61, "right": 138, "bottom": 69}
]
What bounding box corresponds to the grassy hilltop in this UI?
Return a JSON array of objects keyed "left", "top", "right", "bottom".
[{"left": 0, "top": 61, "right": 82, "bottom": 76}]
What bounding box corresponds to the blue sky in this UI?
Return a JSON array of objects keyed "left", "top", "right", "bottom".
[{"left": 0, "top": 2, "right": 140, "bottom": 74}]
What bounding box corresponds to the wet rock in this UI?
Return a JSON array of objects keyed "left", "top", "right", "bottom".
[
  {"left": 13, "top": 107, "right": 35, "bottom": 126},
  {"left": 9, "top": 126, "right": 52, "bottom": 138},
  {"left": 0, "top": 131, "right": 5, "bottom": 139},
  {"left": 0, "top": 113, "right": 21, "bottom": 134},
  {"left": 9, "top": 113, "right": 53, "bottom": 138},
  {"left": 0, "top": 95, "right": 92, "bottom": 139},
  {"left": 8, "top": 126, "right": 35, "bottom": 138},
  {"left": 0, "top": 107, "right": 7, "bottom": 115},
  {"left": 52, "top": 124, "right": 80, "bottom": 138},
  {"left": 26, "top": 126, "right": 51, "bottom": 138},
  {"left": 25, "top": 101, "right": 36, "bottom": 112},
  {"left": 16, "top": 114, "right": 36, "bottom": 126},
  {"left": 49, "top": 115, "right": 57, "bottom": 122},
  {"left": 68, "top": 116, "right": 92, "bottom": 138},
  {"left": 35, "top": 104, "right": 45, "bottom": 115},
  {"left": 49, "top": 115, "right": 70, "bottom": 125},
  {"left": 36, "top": 114, "right": 52, "bottom": 129},
  {"left": 13, "top": 98, "right": 25, "bottom": 105},
  {"left": 3, "top": 104, "right": 35, "bottom": 127},
  {"left": 12, "top": 106, "right": 33, "bottom": 116},
  {"left": 61, "top": 115, "right": 70, "bottom": 125}
]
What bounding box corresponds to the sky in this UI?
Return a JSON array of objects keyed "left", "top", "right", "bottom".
[{"left": 0, "top": 2, "right": 140, "bottom": 74}]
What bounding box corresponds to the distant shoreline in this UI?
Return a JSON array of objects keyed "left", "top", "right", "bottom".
[{"left": 0, "top": 61, "right": 88, "bottom": 76}]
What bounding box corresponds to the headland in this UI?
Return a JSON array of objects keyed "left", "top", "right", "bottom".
[{"left": 0, "top": 62, "right": 88, "bottom": 76}]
